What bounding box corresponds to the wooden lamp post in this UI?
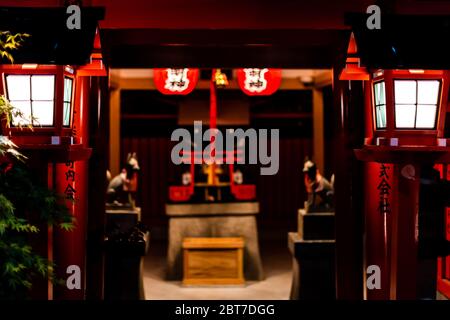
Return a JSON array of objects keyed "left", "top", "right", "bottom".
[
  {"left": 354, "top": 68, "right": 450, "bottom": 299},
  {"left": 1, "top": 65, "right": 106, "bottom": 300},
  {"left": 0, "top": 4, "right": 108, "bottom": 299}
]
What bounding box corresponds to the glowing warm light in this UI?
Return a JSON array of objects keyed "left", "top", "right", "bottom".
[
  {"left": 394, "top": 80, "right": 440, "bottom": 129},
  {"left": 408, "top": 69, "right": 425, "bottom": 74},
  {"left": 5, "top": 75, "right": 55, "bottom": 126},
  {"left": 21, "top": 64, "right": 38, "bottom": 69},
  {"left": 65, "top": 65, "right": 75, "bottom": 74},
  {"left": 214, "top": 69, "right": 229, "bottom": 88}
]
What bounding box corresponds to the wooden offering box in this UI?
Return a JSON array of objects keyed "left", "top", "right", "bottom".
[{"left": 182, "top": 237, "right": 244, "bottom": 286}]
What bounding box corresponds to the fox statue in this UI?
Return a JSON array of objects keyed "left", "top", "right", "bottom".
[{"left": 106, "top": 152, "right": 140, "bottom": 206}]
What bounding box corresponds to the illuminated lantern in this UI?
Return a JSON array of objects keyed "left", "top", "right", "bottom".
[
  {"left": 0, "top": 29, "right": 106, "bottom": 149},
  {"left": 362, "top": 69, "right": 449, "bottom": 148},
  {"left": 0, "top": 64, "right": 80, "bottom": 147},
  {"left": 237, "top": 68, "right": 282, "bottom": 96},
  {"left": 153, "top": 68, "right": 199, "bottom": 95}
]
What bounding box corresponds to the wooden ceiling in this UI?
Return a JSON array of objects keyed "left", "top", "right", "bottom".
[{"left": 2, "top": 1, "right": 450, "bottom": 68}]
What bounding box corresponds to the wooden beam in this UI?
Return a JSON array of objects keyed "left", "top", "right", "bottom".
[
  {"left": 109, "top": 88, "right": 121, "bottom": 176},
  {"left": 313, "top": 88, "right": 325, "bottom": 173},
  {"left": 110, "top": 76, "right": 309, "bottom": 91},
  {"left": 314, "top": 71, "right": 333, "bottom": 88}
]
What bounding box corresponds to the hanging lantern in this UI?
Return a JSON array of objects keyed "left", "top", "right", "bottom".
[
  {"left": 153, "top": 68, "right": 199, "bottom": 95},
  {"left": 213, "top": 68, "right": 229, "bottom": 88},
  {"left": 237, "top": 68, "right": 282, "bottom": 96}
]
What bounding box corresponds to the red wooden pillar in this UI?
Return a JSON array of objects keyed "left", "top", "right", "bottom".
[
  {"left": 53, "top": 77, "right": 90, "bottom": 300},
  {"left": 365, "top": 162, "right": 420, "bottom": 300},
  {"left": 85, "top": 76, "right": 109, "bottom": 300},
  {"left": 362, "top": 78, "right": 393, "bottom": 299},
  {"left": 390, "top": 164, "right": 420, "bottom": 299},
  {"left": 364, "top": 162, "right": 394, "bottom": 299}
]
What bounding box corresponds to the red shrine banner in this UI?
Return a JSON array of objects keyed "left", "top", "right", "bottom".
[
  {"left": 237, "top": 68, "right": 282, "bottom": 96},
  {"left": 153, "top": 68, "right": 199, "bottom": 95}
]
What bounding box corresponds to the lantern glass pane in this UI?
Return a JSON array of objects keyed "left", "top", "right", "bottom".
[
  {"left": 64, "top": 78, "right": 73, "bottom": 102},
  {"left": 418, "top": 80, "right": 439, "bottom": 105},
  {"left": 373, "top": 81, "right": 386, "bottom": 129},
  {"left": 395, "top": 80, "right": 416, "bottom": 104},
  {"left": 5, "top": 74, "right": 57, "bottom": 127},
  {"left": 374, "top": 82, "right": 385, "bottom": 105},
  {"left": 6, "top": 75, "right": 30, "bottom": 100},
  {"left": 376, "top": 105, "right": 387, "bottom": 128},
  {"left": 31, "top": 75, "right": 54, "bottom": 100},
  {"left": 32, "top": 101, "right": 54, "bottom": 126},
  {"left": 63, "top": 102, "right": 71, "bottom": 126},
  {"left": 416, "top": 105, "right": 437, "bottom": 129},
  {"left": 395, "top": 104, "right": 416, "bottom": 128},
  {"left": 63, "top": 78, "right": 73, "bottom": 127},
  {"left": 10, "top": 101, "right": 32, "bottom": 126}
]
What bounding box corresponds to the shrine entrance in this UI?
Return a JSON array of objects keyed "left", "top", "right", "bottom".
[
  {"left": 109, "top": 67, "right": 335, "bottom": 299},
  {"left": 104, "top": 25, "right": 343, "bottom": 298}
]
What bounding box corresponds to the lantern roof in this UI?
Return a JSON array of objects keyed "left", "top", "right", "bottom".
[
  {"left": 346, "top": 14, "right": 450, "bottom": 70},
  {"left": 0, "top": 6, "right": 104, "bottom": 66}
]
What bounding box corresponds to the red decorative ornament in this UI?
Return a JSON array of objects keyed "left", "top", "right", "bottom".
[
  {"left": 153, "top": 68, "right": 199, "bottom": 95},
  {"left": 237, "top": 68, "right": 282, "bottom": 96}
]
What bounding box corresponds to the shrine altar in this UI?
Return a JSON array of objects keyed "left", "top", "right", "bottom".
[{"left": 165, "top": 202, "right": 264, "bottom": 281}]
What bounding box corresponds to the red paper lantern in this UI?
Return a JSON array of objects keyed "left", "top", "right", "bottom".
[
  {"left": 237, "top": 68, "right": 282, "bottom": 96},
  {"left": 153, "top": 68, "right": 199, "bottom": 95}
]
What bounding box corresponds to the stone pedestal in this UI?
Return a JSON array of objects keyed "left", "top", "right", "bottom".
[
  {"left": 165, "top": 202, "right": 264, "bottom": 281},
  {"left": 104, "top": 206, "right": 147, "bottom": 300},
  {"left": 104, "top": 231, "right": 149, "bottom": 300},
  {"left": 106, "top": 206, "right": 141, "bottom": 233},
  {"left": 289, "top": 208, "right": 336, "bottom": 299},
  {"left": 288, "top": 233, "right": 335, "bottom": 299}
]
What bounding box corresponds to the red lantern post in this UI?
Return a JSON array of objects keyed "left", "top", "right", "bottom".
[
  {"left": 355, "top": 69, "right": 450, "bottom": 299},
  {"left": 0, "top": 34, "right": 106, "bottom": 300}
]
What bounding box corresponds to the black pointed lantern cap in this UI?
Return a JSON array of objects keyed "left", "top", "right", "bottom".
[
  {"left": 0, "top": 6, "right": 104, "bottom": 65},
  {"left": 345, "top": 13, "right": 450, "bottom": 70}
]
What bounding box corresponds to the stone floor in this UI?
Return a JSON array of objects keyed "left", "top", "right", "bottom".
[{"left": 143, "top": 240, "right": 292, "bottom": 300}]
